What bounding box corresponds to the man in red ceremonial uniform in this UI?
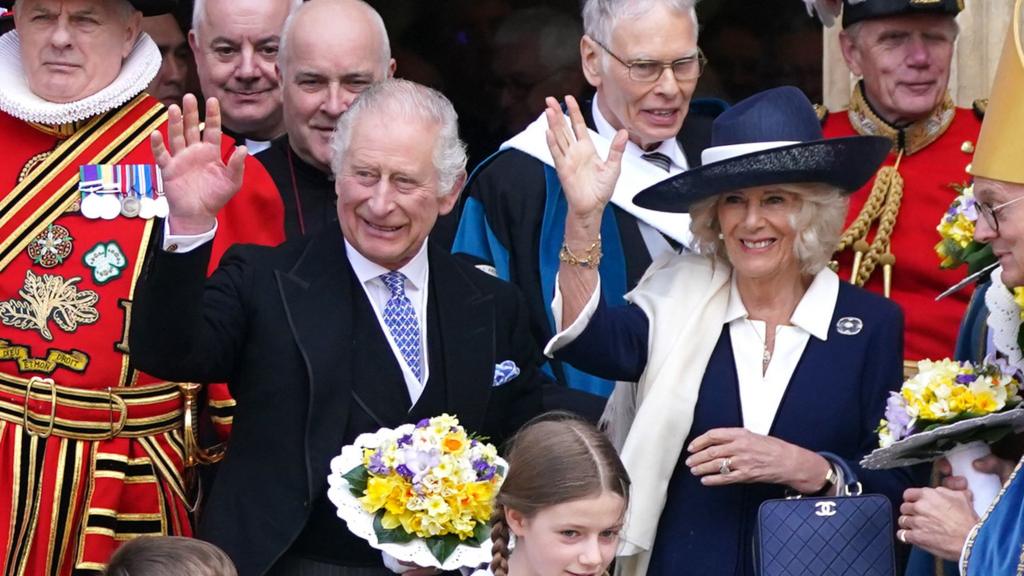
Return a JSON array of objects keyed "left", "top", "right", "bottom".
[
  {"left": 0, "top": 0, "right": 283, "bottom": 574},
  {"left": 822, "top": 0, "right": 980, "bottom": 363}
]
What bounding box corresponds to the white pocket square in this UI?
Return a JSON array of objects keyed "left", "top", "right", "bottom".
[{"left": 493, "top": 360, "right": 520, "bottom": 387}]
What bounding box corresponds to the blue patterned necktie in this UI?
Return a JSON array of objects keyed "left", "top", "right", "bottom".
[{"left": 380, "top": 271, "right": 422, "bottom": 382}]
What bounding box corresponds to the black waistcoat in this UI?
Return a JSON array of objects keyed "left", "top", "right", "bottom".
[{"left": 288, "top": 269, "right": 448, "bottom": 567}]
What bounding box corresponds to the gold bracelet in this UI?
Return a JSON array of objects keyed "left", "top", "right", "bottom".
[{"left": 559, "top": 236, "right": 602, "bottom": 269}]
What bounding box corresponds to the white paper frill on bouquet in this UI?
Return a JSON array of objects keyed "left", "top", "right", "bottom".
[{"left": 326, "top": 417, "right": 508, "bottom": 571}]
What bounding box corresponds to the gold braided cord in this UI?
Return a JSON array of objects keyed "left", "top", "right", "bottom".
[
  {"left": 834, "top": 151, "right": 905, "bottom": 288},
  {"left": 854, "top": 167, "right": 904, "bottom": 286}
]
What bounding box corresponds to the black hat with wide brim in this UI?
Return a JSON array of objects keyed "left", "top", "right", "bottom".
[{"left": 632, "top": 86, "right": 891, "bottom": 214}]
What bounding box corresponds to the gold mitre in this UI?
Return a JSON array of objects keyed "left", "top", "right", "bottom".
[{"left": 970, "top": 0, "right": 1024, "bottom": 184}]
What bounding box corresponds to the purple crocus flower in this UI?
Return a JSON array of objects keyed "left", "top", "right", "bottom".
[
  {"left": 368, "top": 450, "right": 389, "bottom": 475},
  {"left": 396, "top": 464, "right": 415, "bottom": 479},
  {"left": 473, "top": 459, "right": 496, "bottom": 481},
  {"left": 416, "top": 418, "right": 430, "bottom": 428},
  {"left": 397, "top": 434, "right": 413, "bottom": 447},
  {"left": 956, "top": 373, "right": 978, "bottom": 384},
  {"left": 884, "top": 392, "right": 912, "bottom": 442},
  {"left": 961, "top": 196, "right": 978, "bottom": 221}
]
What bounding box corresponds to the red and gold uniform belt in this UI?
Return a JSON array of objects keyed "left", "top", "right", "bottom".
[{"left": 0, "top": 374, "right": 183, "bottom": 440}]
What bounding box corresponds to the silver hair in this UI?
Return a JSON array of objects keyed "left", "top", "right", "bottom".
[
  {"left": 330, "top": 78, "right": 468, "bottom": 195},
  {"left": 582, "top": 0, "right": 699, "bottom": 45},
  {"left": 278, "top": 0, "right": 391, "bottom": 78},
  {"left": 192, "top": 0, "right": 301, "bottom": 39},
  {"left": 495, "top": 7, "right": 582, "bottom": 73},
  {"left": 688, "top": 183, "right": 849, "bottom": 276}
]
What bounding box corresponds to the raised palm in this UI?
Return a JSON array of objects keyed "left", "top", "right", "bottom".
[
  {"left": 150, "top": 94, "right": 246, "bottom": 235},
  {"left": 544, "top": 95, "right": 627, "bottom": 220}
]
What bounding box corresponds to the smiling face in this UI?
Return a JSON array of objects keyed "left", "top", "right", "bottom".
[
  {"left": 190, "top": 0, "right": 291, "bottom": 139},
  {"left": 506, "top": 490, "right": 625, "bottom": 576},
  {"left": 16, "top": 0, "right": 141, "bottom": 103},
  {"left": 335, "top": 113, "right": 460, "bottom": 270},
  {"left": 280, "top": 1, "right": 394, "bottom": 173},
  {"left": 581, "top": 3, "right": 698, "bottom": 149},
  {"left": 840, "top": 14, "right": 956, "bottom": 125},
  {"left": 716, "top": 186, "right": 804, "bottom": 282},
  {"left": 973, "top": 177, "right": 1024, "bottom": 287}
]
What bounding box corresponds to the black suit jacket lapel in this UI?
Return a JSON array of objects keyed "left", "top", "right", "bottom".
[
  {"left": 276, "top": 229, "right": 354, "bottom": 500},
  {"left": 428, "top": 245, "right": 494, "bottom": 433}
]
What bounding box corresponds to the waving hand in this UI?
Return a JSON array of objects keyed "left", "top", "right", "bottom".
[{"left": 150, "top": 94, "right": 246, "bottom": 235}]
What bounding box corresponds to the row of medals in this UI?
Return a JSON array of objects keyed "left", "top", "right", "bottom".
[{"left": 79, "top": 191, "right": 169, "bottom": 220}]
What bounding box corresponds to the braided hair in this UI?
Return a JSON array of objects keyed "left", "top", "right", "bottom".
[{"left": 489, "top": 411, "right": 630, "bottom": 576}]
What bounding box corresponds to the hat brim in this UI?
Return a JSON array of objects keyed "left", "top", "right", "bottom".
[{"left": 632, "top": 135, "right": 892, "bottom": 213}]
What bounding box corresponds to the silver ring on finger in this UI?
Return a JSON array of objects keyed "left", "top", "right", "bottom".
[{"left": 719, "top": 458, "right": 732, "bottom": 475}]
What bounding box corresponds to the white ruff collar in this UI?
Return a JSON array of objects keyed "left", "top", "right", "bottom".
[
  {"left": 0, "top": 30, "right": 160, "bottom": 125},
  {"left": 985, "top": 267, "right": 1024, "bottom": 369}
]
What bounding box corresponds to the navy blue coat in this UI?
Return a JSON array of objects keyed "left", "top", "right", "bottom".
[{"left": 556, "top": 281, "right": 928, "bottom": 575}]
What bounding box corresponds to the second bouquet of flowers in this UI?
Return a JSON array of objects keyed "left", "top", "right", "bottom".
[
  {"left": 326, "top": 414, "right": 507, "bottom": 570},
  {"left": 862, "top": 358, "right": 1024, "bottom": 515}
]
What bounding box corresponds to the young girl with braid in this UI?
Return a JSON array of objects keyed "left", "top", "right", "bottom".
[{"left": 482, "top": 412, "right": 630, "bottom": 576}]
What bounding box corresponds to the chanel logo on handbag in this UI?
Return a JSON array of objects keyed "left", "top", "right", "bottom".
[{"left": 814, "top": 501, "right": 837, "bottom": 517}]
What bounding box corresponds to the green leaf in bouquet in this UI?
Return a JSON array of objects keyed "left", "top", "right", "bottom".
[
  {"left": 373, "top": 513, "right": 416, "bottom": 544},
  {"left": 965, "top": 243, "right": 996, "bottom": 275},
  {"left": 937, "top": 238, "right": 966, "bottom": 270},
  {"left": 472, "top": 519, "right": 490, "bottom": 544},
  {"left": 426, "top": 533, "right": 462, "bottom": 564},
  {"left": 343, "top": 465, "right": 370, "bottom": 497}
]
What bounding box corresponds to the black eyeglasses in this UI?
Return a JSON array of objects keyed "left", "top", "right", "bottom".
[
  {"left": 593, "top": 39, "right": 706, "bottom": 83},
  {"left": 977, "top": 195, "right": 1024, "bottom": 234}
]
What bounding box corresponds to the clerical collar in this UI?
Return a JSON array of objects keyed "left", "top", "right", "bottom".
[
  {"left": 0, "top": 30, "right": 160, "bottom": 126},
  {"left": 847, "top": 81, "right": 955, "bottom": 156}
]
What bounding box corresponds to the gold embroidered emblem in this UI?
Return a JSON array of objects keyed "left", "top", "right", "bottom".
[{"left": 0, "top": 270, "right": 99, "bottom": 341}]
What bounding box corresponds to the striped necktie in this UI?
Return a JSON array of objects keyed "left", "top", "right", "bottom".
[
  {"left": 380, "top": 271, "right": 422, "bottom": 382},
  {"left": 641, "top": 151, "right": 673, "bottom": 172}
]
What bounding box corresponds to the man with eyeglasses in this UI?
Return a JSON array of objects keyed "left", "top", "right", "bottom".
[
  {"left": 453, "top": 0, "right": 720, "bottom": 399},
  {"left": 815, "top": 0, "right": 982, "bottom": 365}
]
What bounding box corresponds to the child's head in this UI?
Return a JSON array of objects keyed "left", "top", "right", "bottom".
[
  {"left": 103, "top": 536, "right": 237, "bottom": 576},
  {"left": 491, "top": 411, "right": 630, "bottom": 576}
]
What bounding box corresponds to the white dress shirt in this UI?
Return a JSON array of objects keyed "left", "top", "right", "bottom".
[
  {"left": 344, "top": 239, "right": 431, "bottom": 406},
  {"left": 725, "top": 268, "right": 838, "bottom": 435},
  {"left": 591, "top": 96, "right": 689, "bottom": 261},
  {"left": 547, "top": 267, "right": 840, "bottom": 434}
]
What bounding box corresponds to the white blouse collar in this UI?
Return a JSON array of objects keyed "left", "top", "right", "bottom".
[
  {"left": 0, "top": 30, "right": 160, "bottom": 125},
  {"left": 724, "top": 267, "right": 839, "bottom": 341}
]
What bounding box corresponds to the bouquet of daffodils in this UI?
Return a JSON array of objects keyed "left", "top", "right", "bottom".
[
  {"left": 934, "top": 182, "right": 995, "bottom": 273},
  {"left": 865, "top": 358, "right": 1024, "bottom": 516},
  {"left": 327, "top": 414, "right": 506, "bottom": 569},
  {"left": 877, "top": 358, "right": 1021, "bottom": 448}
]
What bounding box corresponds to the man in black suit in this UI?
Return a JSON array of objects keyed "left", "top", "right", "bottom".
[{"left": 131, "top": 80, "right": 555, "bottom": 575}]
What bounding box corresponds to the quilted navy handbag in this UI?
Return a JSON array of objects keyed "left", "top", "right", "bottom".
[{"left": 756, "top": 453, "right": 896, "bottom": 576}]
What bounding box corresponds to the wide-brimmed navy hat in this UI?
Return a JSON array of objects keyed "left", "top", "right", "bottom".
[{"left": 632, "top": 86, "right": 890, "bottom": 213}]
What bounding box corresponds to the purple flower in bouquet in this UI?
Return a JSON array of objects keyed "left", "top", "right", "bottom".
[
  {"left": 368, "top": 450, "right": 390, "bottom": 475},
  {"left": 416, "top": 418, "right": 430, "bottom": 428},
  {"left": 402, "top": 447, "right": 440, "bottom": 482},
  {"left": 396, "top": 464, "right": 415, "bottom": 479},
  {"left": 397, "top": 434, "right": 413, "bottom": 448},
  {"left": 884, "top": 392, "right": 913, "bottom": 442},
  {"left": 957, "top": 372, "right": 978, "bottom": 384},
  {"left": 473, "top": 458, "right": 497, "bottom": 481}
]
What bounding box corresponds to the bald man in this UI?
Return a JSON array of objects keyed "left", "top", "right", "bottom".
[{"left": 256, "top": 0, "right": 395, "bottom": 238}]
